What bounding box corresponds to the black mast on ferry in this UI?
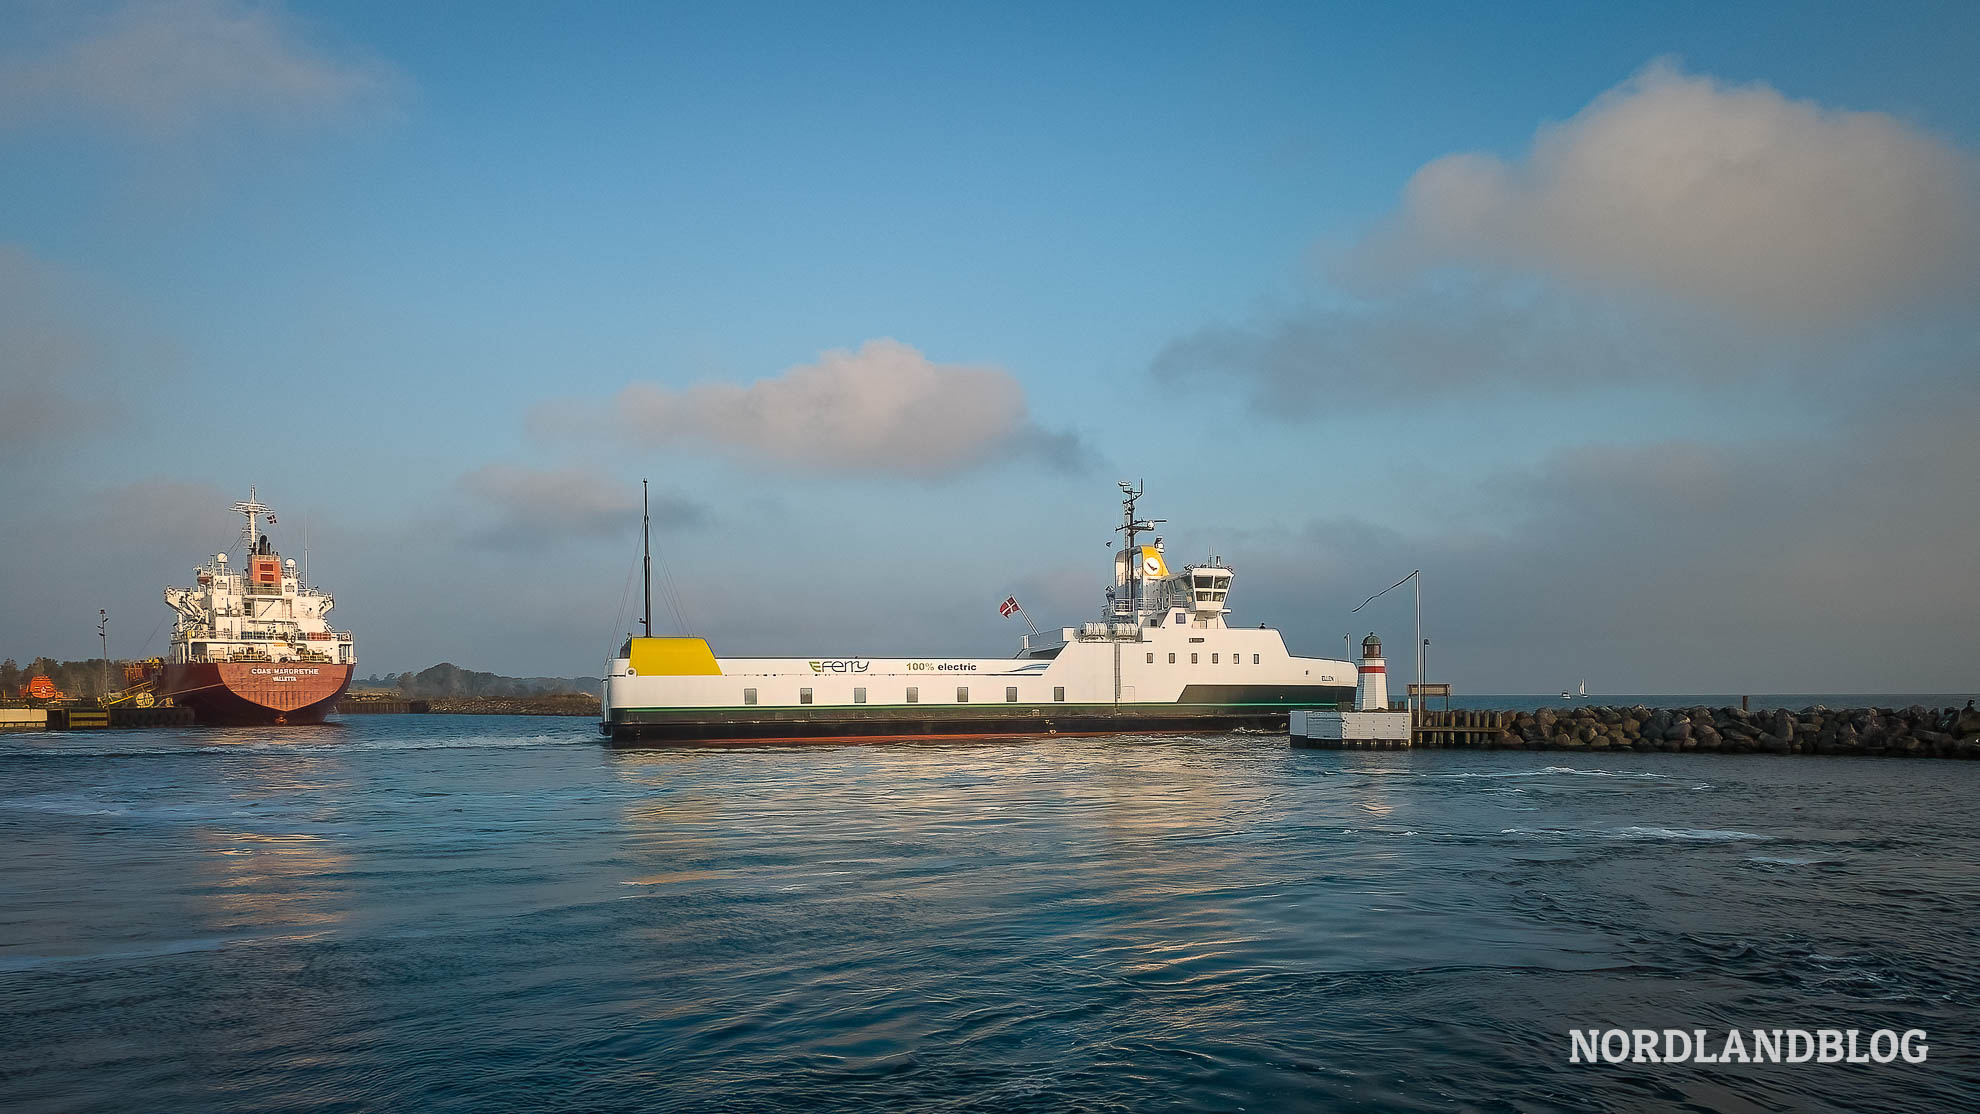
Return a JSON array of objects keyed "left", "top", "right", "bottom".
[{"left": 641, "top": 479, "right": 653, "bottom": 637}]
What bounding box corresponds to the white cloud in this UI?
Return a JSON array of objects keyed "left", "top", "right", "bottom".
[
  {"left": 1354, "top": 60, "right": 1979, "bottom": 326},
  {"left": 560, "top": 338, "right": 1084, "bottom": 477},
  {"left": 1156, "top": 63, "right": 1980, "bottom": 412},
  {"left": 0, "top": 0, "right": 395, "bottom": 136}
]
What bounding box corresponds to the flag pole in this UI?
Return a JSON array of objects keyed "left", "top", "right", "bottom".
[{"left": 1016, "top": 601, "right": 1040, "bottom": 637}]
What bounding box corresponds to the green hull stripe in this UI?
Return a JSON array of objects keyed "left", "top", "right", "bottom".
[{"left": 607, "top": 700, "right": 1345, "bottom": 715}]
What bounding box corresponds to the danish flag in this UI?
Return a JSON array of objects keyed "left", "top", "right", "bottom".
[{"left": 999, "top": 596, "right": 1021, "bottom": 618}]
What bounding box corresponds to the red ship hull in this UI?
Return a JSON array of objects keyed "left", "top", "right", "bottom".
[{"left": 158, "top": 662, "right": 354, "bottom": 726}]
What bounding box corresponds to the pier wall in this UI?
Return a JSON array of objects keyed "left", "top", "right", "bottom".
[{"left": 1405, "top": 705, "right": 1980, "bottom": 758}]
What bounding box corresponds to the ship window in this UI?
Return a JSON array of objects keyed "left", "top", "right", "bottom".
[
  {"left": 1005, "top": 686, "right": 1018, "bottom": 702},
  {"left": 854, "top": 687, "right": 867, "bottom": 704},
  {"left": 1191, "top": 653, "right": 1199, "bottom": 664},
  {"left": 1253, "top": 654, "right": 1260, "bottom": 664},
  {"left": 799, "top": 687, "right": 813, "bottom": 704},
  {"left": 1168, "top": 653, "right": 1176, "bottom": 664},
  {"left": 744, "top": 688, "right": 758, "bottom": 705},
  {"left": 1146, "top": 652, "right": 1154, "bottom": 663},
  {"left": 957, "top": 687, "right": 969, "bottom": 703},
  {"left": 907, "top": 687, "right": 919, "bottom": 703},
  {"left": 1054, "top": 686, "right": 1065, "bottom": 702}
]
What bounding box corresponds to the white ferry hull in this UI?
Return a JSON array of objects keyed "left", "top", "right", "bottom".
[{"left": 600, "top": 632, "right": 1357, "bottom": 745}]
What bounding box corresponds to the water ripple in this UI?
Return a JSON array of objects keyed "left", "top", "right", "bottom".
[{"left": 1, "top": 718, "right": 1975, "bottom": 1112}]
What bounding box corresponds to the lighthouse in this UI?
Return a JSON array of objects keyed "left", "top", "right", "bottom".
[
  {"left": 1356, "top": 633, "right": 1388, "bottom": 711},
  {"left": 1290, "top": 631, "right": 1412, "bottom": 748}
]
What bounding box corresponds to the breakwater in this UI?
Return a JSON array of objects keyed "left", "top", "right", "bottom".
[{"left": 1410, "top": 704, "right": 1980, "bottom": 757}]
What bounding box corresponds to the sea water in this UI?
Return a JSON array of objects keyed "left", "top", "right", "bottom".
[{"left": 2, "top": 716, "right": 1975, "bottom": 1112}]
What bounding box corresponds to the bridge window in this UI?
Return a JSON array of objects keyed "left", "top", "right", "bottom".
[
  {"left": 1253, "top": 654, "right": 1260, "bottom": 664},
  {"left": 1053, "top": 686, "right": 1065, "bottom": 702},
  {"left": 854, "top": 687, "right": 867, "bottom": 704},
  {"left": 1211, "top": 653, "right": 1219, "bottom": 663},
  {"left": 1146, "top": 652, "right": 1154, "bottom": 663},
  {"left": 799, "top": 687, "right": 813, "bottom": 705},
  {"left": 1168, "top": 653, "right": 1176, "bottom": 664},
  {"left": 1005, "top": 686, "right": 1018, "bottom": 702},
  {"left": 744, "top": 688, "right": 757, "bottom": 705},
  {"left": 906, "top": 687, "right": 918, "bottom": 703},
  {"left": 957, "top": 687, "right": 969, "bottom": 703},
  {"left": 1191, "top": 653, "right": 1198, "bottom": 664}
]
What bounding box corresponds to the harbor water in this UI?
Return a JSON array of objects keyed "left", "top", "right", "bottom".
[{"left": 3, "top": 716, "right": 1975, "bottom": 1112}]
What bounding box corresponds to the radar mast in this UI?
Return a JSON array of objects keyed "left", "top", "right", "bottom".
[
  {"left": 1115, "top": 480, "right": 1164, "bottom": 618},
  {"left": 233, "top": 486, "right": 273, "bottom": 556}
]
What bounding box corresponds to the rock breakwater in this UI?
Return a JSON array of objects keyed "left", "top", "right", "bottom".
[{"left": 1415, "top": 704, "right": 1980, "bottom": 758}]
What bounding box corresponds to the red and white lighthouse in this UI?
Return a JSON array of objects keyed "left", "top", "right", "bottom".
[{"left": 1355, "top": 633, "right": 1388, "bottom": 711}]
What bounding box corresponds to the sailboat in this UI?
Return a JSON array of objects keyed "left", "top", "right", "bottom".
[{"left": 1560, "top": 680, "right": 1586, "bottom": 700}]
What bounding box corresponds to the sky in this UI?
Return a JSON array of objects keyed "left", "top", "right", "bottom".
[{"left": 1, "top": 0, "right": 1976, "bottom": 693}]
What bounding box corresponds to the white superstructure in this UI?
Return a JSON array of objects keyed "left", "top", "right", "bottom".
[
  {"left": 602, "top": 483, "right": 1358, "bottom": 743},
  {"left": 162, "top": 489, "right": 355, "bottom": 667}
]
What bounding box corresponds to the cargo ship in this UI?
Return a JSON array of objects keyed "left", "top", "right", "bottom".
[
  {"left": 601, "top": 483, "right": 1357, "bottom": 744},
  {"left": 154, "top": 489, "right": 356, "bottom": 725}
]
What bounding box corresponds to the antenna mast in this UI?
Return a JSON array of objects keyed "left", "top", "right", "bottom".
[
  {"left": 641, "top": 479, "right": 653, "bottom": 637},
  {"left": 1115, "top": 480, "right": 1164, "bottom": 618},
  {"left": 233, "top": 486, "right": 271, "bottom": 556}
]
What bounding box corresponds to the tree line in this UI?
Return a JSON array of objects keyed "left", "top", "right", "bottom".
[{"left": 0, "top": 658, "right": 126, "bottom": 701}]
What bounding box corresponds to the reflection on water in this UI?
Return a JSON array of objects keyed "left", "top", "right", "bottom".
[{"left": 2, "top": 717, "right": 1977, "bottom": 1113}]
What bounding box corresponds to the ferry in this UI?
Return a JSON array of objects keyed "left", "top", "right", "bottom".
[
  {"left": 600, "top": 483, "right": 1356, "bottom": 744},
  {"left": 152, "top": 489, "right": 356, "bottom": 725}
]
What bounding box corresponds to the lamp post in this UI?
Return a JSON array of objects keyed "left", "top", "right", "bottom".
[
  {"left": 1352, "top": 569, "right": 1422, "bottom": 720},
  {"left": 98, "top": 610, "right": 109, "bottom": 698}
]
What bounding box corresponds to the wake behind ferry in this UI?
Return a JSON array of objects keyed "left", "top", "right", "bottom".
[{"left": 601, "top": 484, "right": 1356, "bottom": 744}]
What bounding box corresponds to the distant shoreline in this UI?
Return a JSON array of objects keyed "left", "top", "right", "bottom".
[{"left": 338, "top": 693, "right": 597, "bottom": 717}]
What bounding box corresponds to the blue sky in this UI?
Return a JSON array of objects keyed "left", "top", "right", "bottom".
[{"left": 3, "top": 1, "right": 1976, "bottom": 692}]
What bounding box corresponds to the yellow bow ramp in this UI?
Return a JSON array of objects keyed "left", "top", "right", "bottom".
[{"left": 628, "top": 637, "right": 723, "bottom": 676}]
